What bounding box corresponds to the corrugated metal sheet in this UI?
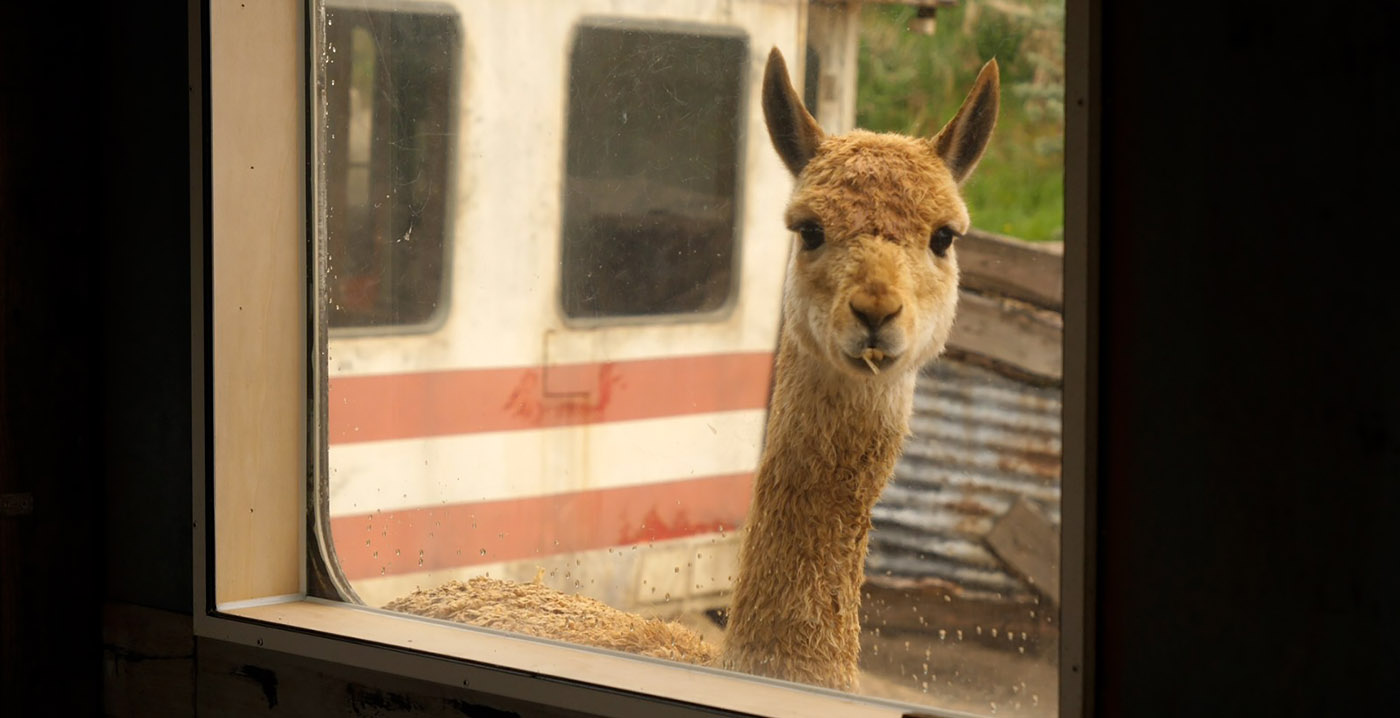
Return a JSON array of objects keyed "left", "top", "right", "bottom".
[{"left": 866, "top": 358, "right": 1062, "bottom": 603}]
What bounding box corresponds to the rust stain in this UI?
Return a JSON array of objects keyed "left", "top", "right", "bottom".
[
  {"left": 504, "top": 364, "right": 620, "bottom": 427},
  {"left": 502, "top": 371, "right": 543, "bottom": 423},
  {"left": 949, "top": 498, "right": 996, "bottom": 517}
]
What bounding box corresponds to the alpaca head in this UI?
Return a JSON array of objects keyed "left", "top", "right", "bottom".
[{"left": 762, "top": 48, "right": 999, "bottom": 382}]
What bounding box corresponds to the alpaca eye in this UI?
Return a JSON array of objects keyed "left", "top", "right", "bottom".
[
  {"left": 795, "top": 224, "right": 825, "bottom": 251},
  {"left": 929, "top": 226, "right": 958, "bottom": 257}
]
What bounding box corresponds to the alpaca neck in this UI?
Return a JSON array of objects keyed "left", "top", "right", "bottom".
[{"left": 720, "top": 335, "right": 913, "bottom": 690}]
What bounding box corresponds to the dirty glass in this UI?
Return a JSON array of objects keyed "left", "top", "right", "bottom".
[
  {"left": 560, "top": 22, "right": 745, "bottom": 320},
  {"left": 321, "top": 3, "right": 457, "bottom": 329},
  {"left": 314, "top": 2, "right": 1065, "bottom": 716},
  {"left": 850, "top": 4, "right": 1066, "bottom": 713}
]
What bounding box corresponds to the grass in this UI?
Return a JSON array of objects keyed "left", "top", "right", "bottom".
[{"left": 856, "top": 1, "right": 1064, "bottom": 242}]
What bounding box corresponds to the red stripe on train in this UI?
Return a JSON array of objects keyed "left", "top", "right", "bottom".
[
  {"left": 328, "top": 352, "right": 774, "bottom": 445},
  {"left": 332, "top": 473, "right": 753, "bottom": 580}
]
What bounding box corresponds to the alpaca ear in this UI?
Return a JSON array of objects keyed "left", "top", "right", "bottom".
[
  {"left": 762, "top": 47, "right": 825, "bottom": 176},
  {"left": 930, "top": 59, "right": 1000, "bottom": 184}
]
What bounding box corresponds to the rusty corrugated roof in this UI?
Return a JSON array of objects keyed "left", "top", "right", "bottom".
[{"left": 866, "top": 358, "right": 1062, "bottom": 603}]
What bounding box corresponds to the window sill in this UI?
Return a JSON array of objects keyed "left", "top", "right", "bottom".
[{"left": 205, "top": 598, "right": 949, "bottom": 718}]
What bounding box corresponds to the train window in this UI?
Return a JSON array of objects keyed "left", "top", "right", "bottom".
[
  {"left": 320, "top": 3, "right": 458, "bottom": 329},
  {"left": 558, "top": 22, "right": 747, "bottom": 320},
  {"left": 850, "top": 3, "right": 1069, "bottom": 714}
]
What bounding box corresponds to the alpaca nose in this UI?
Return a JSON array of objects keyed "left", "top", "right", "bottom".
[{"left": 850, "top": 299, "right": 902, "bottom": 331}]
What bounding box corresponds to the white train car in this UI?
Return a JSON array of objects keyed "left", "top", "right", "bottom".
[{"left": 314, "top": 0, "right": 875, "bottom": 609}]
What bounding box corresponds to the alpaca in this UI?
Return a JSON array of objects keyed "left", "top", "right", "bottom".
[{"left": 385, "top": 47, "right": 999, "bottom": 691}]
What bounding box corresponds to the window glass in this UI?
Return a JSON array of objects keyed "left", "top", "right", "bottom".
[
  {"left": 321, "top": 3, "right": 458, "bottom": 329},
  {"left": 315, "top": 2, "right": 1065, "bottom": 716},
  {"left": 560, "top": 22, "right": 746, "bottom": 320},
  {"left": 854, "top": 3, "right": 1065, "bottom": 713}
]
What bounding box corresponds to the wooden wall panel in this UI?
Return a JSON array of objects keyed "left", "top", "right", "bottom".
[{"left": 210, "top": 0, "right": 305, "bottom": 605}]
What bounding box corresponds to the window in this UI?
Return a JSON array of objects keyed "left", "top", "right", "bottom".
[
  {"left": 849, "top": 4, "right": 1070, "bottom": 713},
  {"left": 559, "top": 21, "right": 746, "bottom": 320},
  {"left": 199, "top": 1, "right": 1092, "bottom": 717},
  {"left": 321, "top": 3, "right": 458, "bottom": 329}
]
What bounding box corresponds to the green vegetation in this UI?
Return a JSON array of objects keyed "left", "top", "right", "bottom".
[{"left": 856, "top": 1, "right": 1064, "bottom": 242}]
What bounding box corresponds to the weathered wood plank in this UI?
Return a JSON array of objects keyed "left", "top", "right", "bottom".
[
  {"left": 947, "top": 291, "right": 1063, "bottom": 382},
  {"left": 102, "top": 603, "right": 195, "bottom": 718},
  {"left": 198, "top": 637, "right": 589, "bottom": 718},
  {"left": 985, "top": 498, "right": 1061, "bottom": 606},
  {"left": 958, "top": 230, "right": 1063, "bottom": 310}
]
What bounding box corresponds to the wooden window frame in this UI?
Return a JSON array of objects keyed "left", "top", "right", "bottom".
[{"left": 190, "top": 1, "right": 1098, "bottom": 716}]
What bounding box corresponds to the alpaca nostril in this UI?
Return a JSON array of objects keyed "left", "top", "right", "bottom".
[{"left": 850, "top": 302, "right": 902, "bottom": 330}]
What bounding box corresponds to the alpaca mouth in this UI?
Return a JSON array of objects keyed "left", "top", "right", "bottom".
[{"left": 846, "top": 348, "right": 898, "bottom": 375}]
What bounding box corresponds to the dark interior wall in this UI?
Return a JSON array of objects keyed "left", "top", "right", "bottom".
[
  {"left": 0, "top": 3, "right": 104, "bottom": 714},
  {"left": 1, "top": 1, "right": 1398, "bottom": 716},
  {"left": 1096, "top": 1, "right": 1400, "bottom": 715},
  {"left": 96, "top": 2, "right": 194, "bottom": 615},
  {"left": 1, "top": 3, "right": 191, "bottom": 714}
]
